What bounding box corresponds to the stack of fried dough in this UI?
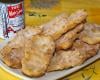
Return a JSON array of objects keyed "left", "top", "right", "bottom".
[{"left": 0, "top": 9, "right": 100, "bottom": 77}]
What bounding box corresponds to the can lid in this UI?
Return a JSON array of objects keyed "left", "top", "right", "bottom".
[{"left": 0, "top": 0, "right": 23, "bottom": 3}]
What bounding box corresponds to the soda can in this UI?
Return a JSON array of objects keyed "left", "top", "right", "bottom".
[{"left": 0, "top": 1, "right": 24, "bottom": 39}]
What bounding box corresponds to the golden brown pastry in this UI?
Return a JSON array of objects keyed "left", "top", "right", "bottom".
[
  {"left": 72, "top": 40, "right": 100, "bottom": 59},
  {"left": 42, "top": 9, "right": 87, "bottom": 40},
  {"left": 79, "top": 23, "right": 100, "bottom": 44},
  {"left": 56, "top": 23, "right": 84, "bottom": 50},
  {"left": 47, "top": 40, "right": 99, "bottom": 72},
  {"left": 47, "top": 50, "right": 84, "bottom": 72},
  {"left": 18, "top": 27, "right": 42, "bottom": 39},
  {"left": 22, "top": 35, "right": 55, "bottom": 77},
  {"left": 41, "top": 13, "right": 68, "bottom": 40},
  {"left": 0, "top": 27, "right": 42, "bottom": 68}
]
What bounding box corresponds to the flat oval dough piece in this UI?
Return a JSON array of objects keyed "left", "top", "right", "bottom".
[
  {"left": 56, "top": 23, "right": 84, "bottom": 50},
  {"left": 80, "top": 23, "right": 100, "bottom": 44},
  {"left": 22, "top": 35, "right": 55, "bottom": 77},
  {"left": 42, "top": 9, "right": 87, "bottom": 40}
]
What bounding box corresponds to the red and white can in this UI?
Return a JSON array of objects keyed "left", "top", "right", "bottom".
[{"left": 0, "top": 0, "right": 24, "bottom": 39}]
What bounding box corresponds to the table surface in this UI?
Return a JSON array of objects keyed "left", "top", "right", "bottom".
[{"left": 0, "top": 0, "right": 100, "bottom": 80}]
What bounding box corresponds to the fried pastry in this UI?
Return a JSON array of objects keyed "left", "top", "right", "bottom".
[
  {"left": 0, "top": 27, "right": 42, "bottom": 68},
  {"left": 79, "top": 23, "right": 100, "bottom": 44},
  {"left": 56, "top": 23, "right": 84, "bottom": 50},
  {"left": 47, "top": 40, "right": 99, "bottom": 72},
  {"left": 18, "top": 27, "right": 42, "bottom": 39},
  {"left": 72, "top": 40, "right": 100, "bottom": 59},
  {"left": 47, "top": 50, "right": 84, "bottom": 72},
  {"left": 42, "top": 9, "right": 87, "bottom": 40},
  {"left": 22, "top": 35, "right": 55, "bottom": 77}
]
